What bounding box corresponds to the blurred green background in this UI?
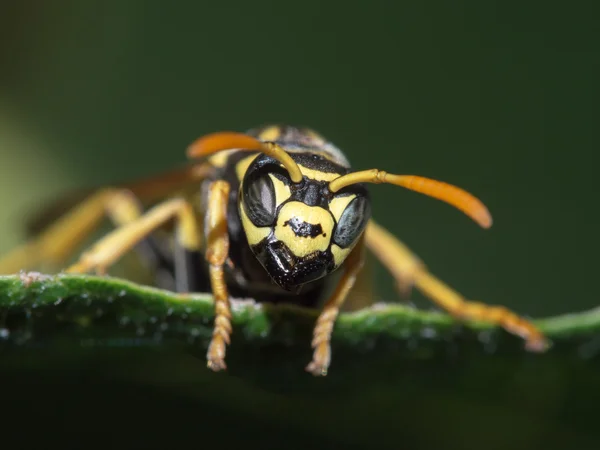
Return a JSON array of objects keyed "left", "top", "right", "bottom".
[
  {"left": 1, "top": 1, "right": 597, "bottom": 318},
  {"left": 0, "top": 1, "right": 598, "bottom": 448}
]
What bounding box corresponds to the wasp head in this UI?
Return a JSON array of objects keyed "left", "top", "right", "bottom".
[{"left": 238, "top": 152, "right": 370, "bottom": 291}]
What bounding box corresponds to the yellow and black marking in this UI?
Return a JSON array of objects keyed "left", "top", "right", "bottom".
[
  {"left": 232, "top": 142, "right": 370, "bottom": 293},
  {"left": 0, "top": 123, "right": 549, "bottom": 377}
]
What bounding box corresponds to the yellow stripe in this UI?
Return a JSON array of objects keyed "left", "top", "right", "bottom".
[
  {"left": 256, "top": 126, "right": 282, "bottom": 142},
  {"left": 296, "top": 164, "right": 341, "bottom": 182},
  {"left": 208, "top": 150, "right": 236, "bottom": 168},
  {"left": 328, "top": 194, "right": 356, "bottom": 222},
  {"left": 239, "top": 203, "right": 271, "bottom": 245},
  {"left": 269, "top": 173, "right": 292, "bottom": 206},
  {"left": 331, "top": 244, "right": 351, "bottom": 267},
  {"left": 236, "top": 154, "right": 260, "bottom": 182}
]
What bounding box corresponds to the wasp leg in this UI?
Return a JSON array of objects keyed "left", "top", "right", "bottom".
[
  {"left": 0, "top": 163, "right": 213, "bottom": 275},
  {"left": 306, "top": 237, "right": 366, "bottom": 376},
  {"left": 0, "top": 189, "right": 146, "bottom": 274},
  {"left": 65, "top": 198, "right": 201, "bottom": 275},
  {"left": 204, "top": 181, "right": 233, "bottom": 372},
  {"left": 364, "top": 219, "right": 548, "bottom": 351}
]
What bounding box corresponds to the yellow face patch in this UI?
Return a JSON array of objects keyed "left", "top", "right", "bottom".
[
  {"left": 328, "top": 194, "right": 356, "bottom": 222},
  {"left": 274, "top": 201, "right": 334, "bottom": 258},
  {"left": 269, "top": 173, "right": 292, "bottom": 206},
  {"left": 330, "top": 243, "right": 351, "bottom": 267},
  {"left": 296, "top": 164, "right": 341, "bottom": 182},
  {"left": 239, "top": 203, "right": 271, "bottom": 245},
  {"left": 329, "top": 195, "right": 360, "bottom": 267},
  {"left": 235, "top": 154, "right": 260, "bottom": 182}
]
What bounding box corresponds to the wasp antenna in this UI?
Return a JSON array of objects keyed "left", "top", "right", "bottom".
[
  {"left": 187, "top": 131, "right": 303, "bottom": 183},
  {"left": 329, "top": 169, "right": 492, "bottom": 229}
]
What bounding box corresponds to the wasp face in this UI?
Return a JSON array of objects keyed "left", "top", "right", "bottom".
[{"left": 238, "top": 153, "right": 370, "bottom": 291}]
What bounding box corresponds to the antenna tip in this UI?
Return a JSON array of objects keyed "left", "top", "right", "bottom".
[{"left": 476, "top": 209, "right": 493, "bottom": 229}]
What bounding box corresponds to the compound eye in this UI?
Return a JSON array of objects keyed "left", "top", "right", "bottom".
[
  {"left": 243, "top": 173, "right": 276, "bottom": 227},
  {"left": 333, "top": 196, "right": 371, "bottom": 248}
]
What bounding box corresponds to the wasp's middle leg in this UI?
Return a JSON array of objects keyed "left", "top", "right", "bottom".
[
  {"left": 65, "top": 197, "right": 201, "bottom": 275},
  {"left": 0, "top": 189, "right": 150, "bottom": 274}
]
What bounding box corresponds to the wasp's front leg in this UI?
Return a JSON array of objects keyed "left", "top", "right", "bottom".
[
  {"left": 306, "top": 236, "right": 366, "bottom": 376},
  {"left": 204, "top": 180, "right": 233, "bottom": 372}
]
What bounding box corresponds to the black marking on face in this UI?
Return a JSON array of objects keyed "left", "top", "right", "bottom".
[
  {"left": 283, "top": 217, "right": 324, "bottom": 238},
  {"left": 253, "top": 239, "right": 336, "bottom": 291},
  {"left": 295, "top": 182, "right": 325, "bottom": 207},
  {"left": 333, "top": 196, "right": 371, "bottom": 248},
  {"left": 243, "top": 154, "right": 344, "bottom": 209},
  {"left": 289, "top": 152, "right": 349, "bottom": 175}
]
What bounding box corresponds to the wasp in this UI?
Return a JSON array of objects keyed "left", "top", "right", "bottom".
[{"left": 0, "top": 125, "right": 548, "bottom": 375}]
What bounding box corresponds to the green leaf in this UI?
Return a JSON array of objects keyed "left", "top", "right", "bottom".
[
  {"left": 1, "top": 273, "right": 599, "bottom": 449},
  {"left": 0, "top": 273, "right": 598, "bottom": 353}
]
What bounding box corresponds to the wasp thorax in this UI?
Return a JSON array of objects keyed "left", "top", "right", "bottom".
[{"left": 238, "top": 154, "right": 371, "bottom": 290}]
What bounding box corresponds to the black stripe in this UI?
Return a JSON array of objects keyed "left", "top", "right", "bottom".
[{"left": 289, "top": 152, "right": 348, "bottom": 175}]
